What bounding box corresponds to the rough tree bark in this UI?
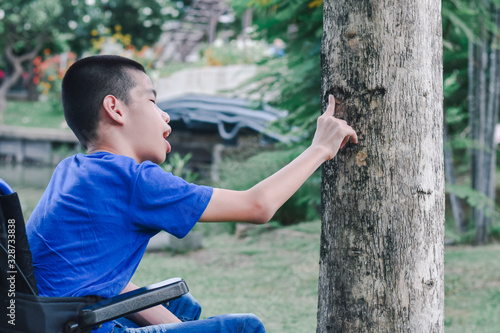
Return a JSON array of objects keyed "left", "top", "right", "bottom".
[{"left": 317, "top": 0, "right": 444, "bottom": 332}]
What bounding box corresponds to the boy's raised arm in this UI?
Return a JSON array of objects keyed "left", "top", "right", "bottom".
[{"left": 199, "top": 95, "right": 357, "bottom": 224}]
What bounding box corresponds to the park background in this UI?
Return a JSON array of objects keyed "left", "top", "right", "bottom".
[{"left": 0, "top": 0, "right": 499, "bottom": 332}]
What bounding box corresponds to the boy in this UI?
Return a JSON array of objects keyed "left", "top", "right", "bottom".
[{"left": 26, "top": 55, "right": 357, "bottom": 333}]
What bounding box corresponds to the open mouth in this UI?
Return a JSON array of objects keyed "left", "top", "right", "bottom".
[
  {"left": 163, "top": 129, "right": 172, "bottom": 154},
  {"left": 163, "top": 129, "right": 171, "bottom": 140}
]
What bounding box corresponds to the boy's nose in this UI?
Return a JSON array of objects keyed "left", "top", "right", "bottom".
[
  {"left": 157, "top": 106, "right": 170, "bottom": 123},
  {"left": 162, "top": 111, "right": 171, "bottom": 123}
]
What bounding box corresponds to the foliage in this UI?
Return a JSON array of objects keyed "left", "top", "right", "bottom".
[
  {"left": 0, "top": 0, "right": 186, "bottom": 112},
  {"left": 33, "top": 52, "right": 78, "bottom": 114},
  {"left": 216, "top": 145, "right": 320, "bottom": 225},
  {"left": 447, "top": 184, "right": 499, "bottom": 219},
  {"left": 96, "top": 0, "right": 176, "bottom": 50},
  {"left": 199, "top": 40, "right": 269, "bottom": 66},
  {"left": 161, "top": 152, "right": 199, "bottom": 183},
  {"left": 220, "top": 0, "right": 324, "bottom": 225},
  {"left": 57, "top": 0, "right": 186, "bottom": 56},
  {"left": 87, "top": 28, "right": 161, "bottom": 73},
  {"left": 0, "top": 0, "right": 64, "bottom": 121},
  {"left": 231, "top": 0, "right": 323, "bottom": 141},
  {"left": 0, "top": 0, "right": 63, "bottom": 54}
]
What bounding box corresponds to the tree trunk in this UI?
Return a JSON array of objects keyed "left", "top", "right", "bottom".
[
  {"left": 483, "top": 7, "right": 500, "bottom": 235},
  {"left": 26, "top": 60, "right": 39, "bottom": 102},
  {"left": 208, "top": 8, "right": 218, "bottom": 44},
  {"left": 444, "top": 120, "right": 465, "bottom": 233},
  {"left": 0, "top": 40, "right": 44, "bottom": 123},
  {"left": 241, "top": 8, "right": 253, "bottom": 42},
  {"left": 317, "top": 0, "right": 444, "bottom": 332},
  {"left": 472, "top": 18, "right": 488, "bottom": 244}
]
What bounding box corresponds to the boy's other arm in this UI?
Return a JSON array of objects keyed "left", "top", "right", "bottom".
[
  {"left": 120, "top": 281, "right": 181, "bottom": 325},
  {"left": 199, "top": 95, "right": 357, "bottom": 224}
]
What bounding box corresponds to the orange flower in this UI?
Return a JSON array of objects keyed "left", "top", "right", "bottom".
[{"left": 33, "top": 56, "right": 42, "bottom": 66}]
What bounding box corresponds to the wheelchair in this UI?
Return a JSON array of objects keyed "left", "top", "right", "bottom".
[{"left": 0, "top": 178, "right": 189, "bottom": 333}]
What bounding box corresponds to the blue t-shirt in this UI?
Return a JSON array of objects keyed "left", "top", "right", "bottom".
[{"left": 26, "top": 152, "right": 212, "bottom": 331}]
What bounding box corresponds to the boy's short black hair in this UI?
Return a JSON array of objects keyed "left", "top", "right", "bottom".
[{"left": 61, "top": 55, "right": 146, "bottom": 148}]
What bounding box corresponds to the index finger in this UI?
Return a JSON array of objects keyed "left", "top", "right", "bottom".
[{"left": 322, "top": 94, "right": 336, "bottom": 117}]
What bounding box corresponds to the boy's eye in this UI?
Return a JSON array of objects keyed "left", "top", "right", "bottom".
[{"left": 150, "top": 100, "right": 156, "bottom": 104}]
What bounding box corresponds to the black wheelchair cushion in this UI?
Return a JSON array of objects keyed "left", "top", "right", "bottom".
[{"left": 0, "top": 288, "right": 101, "bottom": 333}]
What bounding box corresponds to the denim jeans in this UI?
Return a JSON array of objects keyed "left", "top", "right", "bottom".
[{"left": 112, "top": 293, "right": 266, "bottom": 333}]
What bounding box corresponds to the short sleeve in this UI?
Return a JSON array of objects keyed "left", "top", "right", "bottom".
[{"left": 130, "top": 162, "right": 213, "bottom": 238}]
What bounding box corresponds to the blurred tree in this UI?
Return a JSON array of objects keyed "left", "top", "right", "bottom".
[
  {"left": 442, "top": 0, "right": 500, "bottom": 243},
  {"left": 441, "top": 0, "right": 476, "bottom": 234},
  {"left": 466, "top": 1, "right": 500, "bottom": 244},
  {"left": 0, "top": 0, "right": 61, "bottom": 122},
  {"left": 63, "top": 0, "right": 180, "bottom": 55},
  {"left": 0, "top": 0, "right": 180, "bottom": 122}
]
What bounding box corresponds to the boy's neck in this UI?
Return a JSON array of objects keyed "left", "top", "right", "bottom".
[{"left": 86, "top": 143, "right": 141, "bottom": 164}]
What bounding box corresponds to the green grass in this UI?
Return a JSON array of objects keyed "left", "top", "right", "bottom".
[
  {"left": 444, "top": 244, "right": 500, "bottom": 333},
  {"left": 4, "top": 99, "right": 65, "bottom": 128},
  {"left": 132, "top": 221, "right": 500, "bottom": 332},
  {"left": 133, "top": 221, "right": 321, "bottom": 332}
]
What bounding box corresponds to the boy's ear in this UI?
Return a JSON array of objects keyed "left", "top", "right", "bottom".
[{"left": 102, "top": 95, "right": 125, "bottom": 125}]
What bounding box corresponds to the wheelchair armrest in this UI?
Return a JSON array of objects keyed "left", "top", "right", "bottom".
[{"left": 75, "top": 277, "right": 188, "bottom": 332}]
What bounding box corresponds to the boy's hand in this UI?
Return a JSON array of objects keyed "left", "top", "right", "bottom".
[
  {"left": 200, "top": 95, "right": 358, "bottom": 225},
  {"left": 312, "top": 94, "right": 358, "bottom": 160}
]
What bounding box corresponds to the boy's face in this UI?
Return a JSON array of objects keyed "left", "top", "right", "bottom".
[{"left": 124, "top": 70, "right": 172, "bottom": 164}]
